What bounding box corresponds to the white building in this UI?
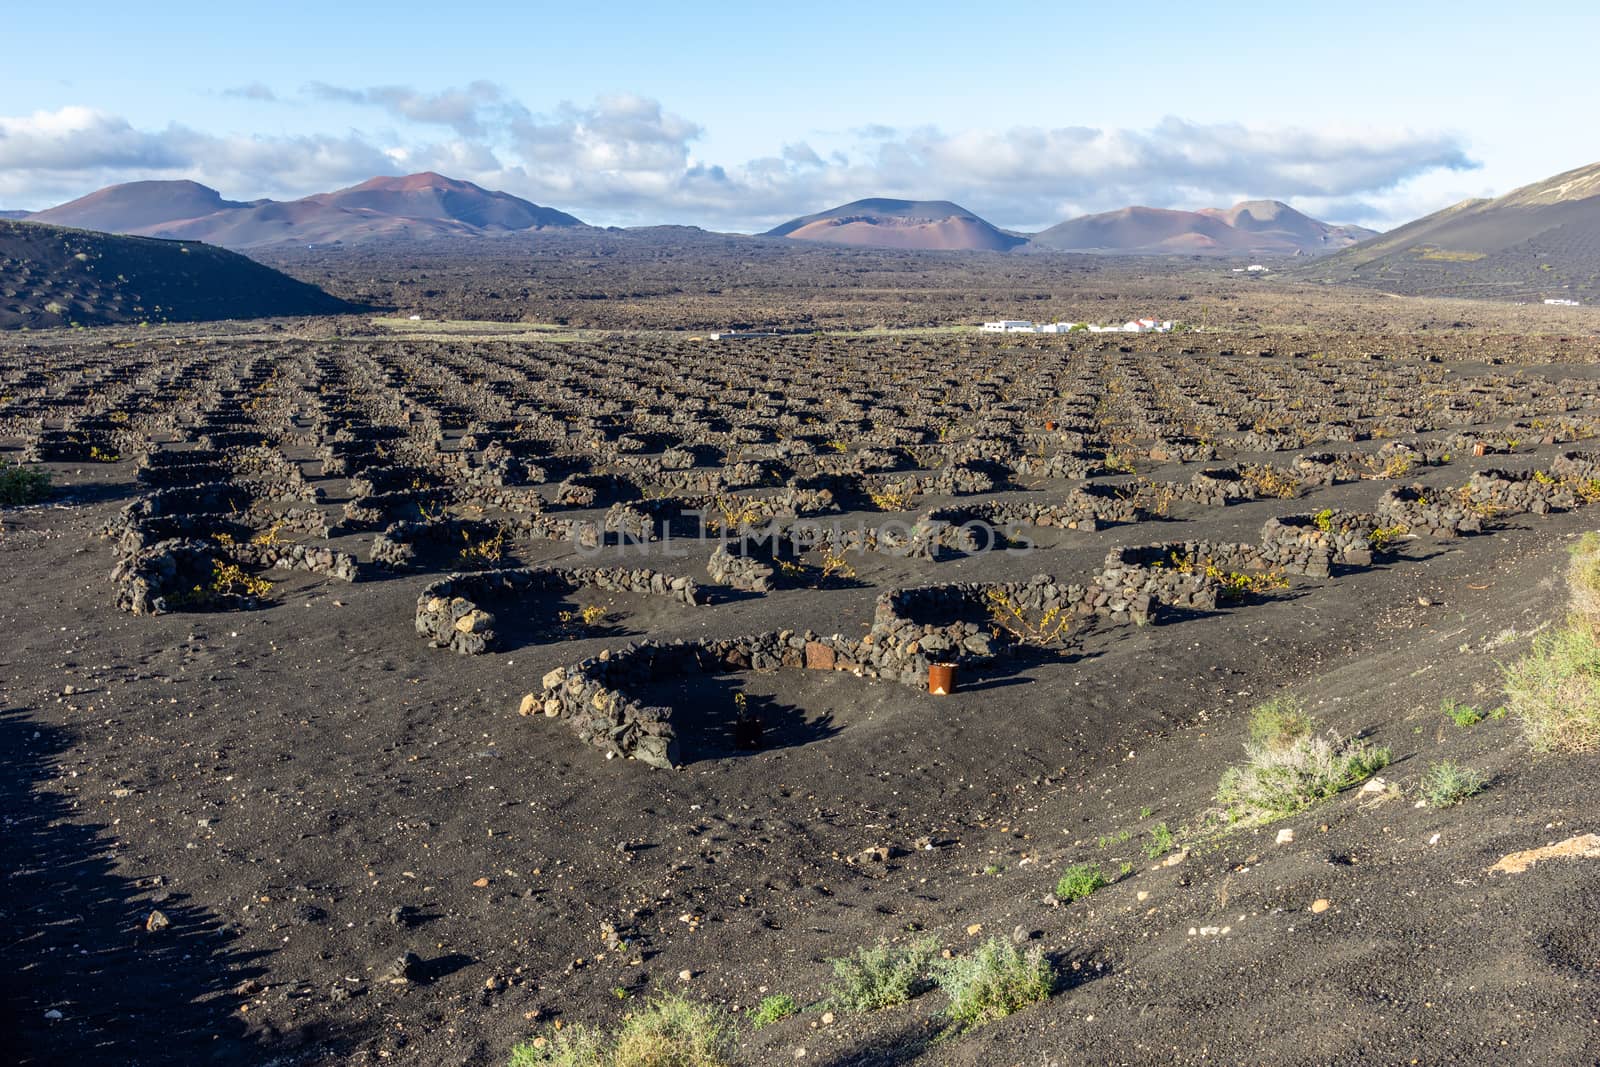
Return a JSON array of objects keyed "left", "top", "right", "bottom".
[
  {"left": 1544, "top": 298, "right": 1582, "bottom": 307},
  {"left": 1085, "top": 318, "right": 1174, "bottom": 334},
  {"left": 982, "top": 318, "right": 1170, "bottom": 334}
]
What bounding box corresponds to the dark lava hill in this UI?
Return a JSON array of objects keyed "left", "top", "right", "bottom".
[
  {"left": 0, "top": 218, "right": 353, "bottom": 328},
  {"left": 1306, "top": 159, "right": 1600, "bottom": 301}
]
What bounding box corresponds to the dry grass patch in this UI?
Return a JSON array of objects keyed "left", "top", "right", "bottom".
[
  {"left": 1500, "top": 534, "right": 1600, "bottom": 754},
  {"left": 509, "top": 995, "right": 734, "bottom": 1067},
  {"left": 1215, "top": 699, "right": 1389, "bottom": 826},
  {"left": 1504, "top": 626, "right": 1600, "bottom": 753}
]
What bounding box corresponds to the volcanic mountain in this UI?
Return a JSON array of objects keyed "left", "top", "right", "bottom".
[
  {"left": 1030, "top": 200, "right": 1374, "bottom": 255},
  {"left": 765, "top": 199, "right": 1027, "bottom": 251},
  {"left": 0, "top": 218, "right": 353, "bottom": 329},
  {"left": 1305, "top": 160, "right": 1600, "bottom": 301},
  {"left": 26, "top": 173, "right": 586, "bottom": 250},
  {"left": 28, "top": 180, "right": 250, "bottom": 235}
]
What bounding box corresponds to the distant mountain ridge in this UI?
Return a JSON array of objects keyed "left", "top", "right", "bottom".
[
  {"left": 1031, "top": 200, "right": 1375, "bottom": 255},
  {"left": 766, "top": 197, "right": 1367, "bottom": 254},
  {"left": 29, "top": 175, "right": 1371, "bottom": 258},
  {"left": 27, "top": 173, "right": 587, "bottom": 250}
]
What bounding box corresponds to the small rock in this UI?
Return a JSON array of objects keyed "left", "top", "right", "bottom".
[
  {"left": 678, "top": 969, "right": 694, "bottom": 982},
  {"left": 965, "top": 923, "right": 983, "bottom": 937},
  {"left": 44, "top": 1009, "right": 63, "bottom": 1021},
  {"left": 1276, "top": 828, "right": 1295, "bottom": 845},
  {"left": 381, "top": 951, "right": 423, "bottom": 985},
  {"left": 145, "top": 909, "right": 171, "bottom": 933},
  {"left": 821, "top": 1011, "right": 835, "bottom": 1025},
  {"left": 1310, "top": 899, "right": 1331, "bottom": 914}
]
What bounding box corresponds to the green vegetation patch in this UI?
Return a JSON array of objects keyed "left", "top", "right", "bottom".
[
  {"left": 0, "top": 461, "right": 51, "bottom": 505},
  {"left": 934, "top": 937, "right": 1056, "bottom": 1031}
]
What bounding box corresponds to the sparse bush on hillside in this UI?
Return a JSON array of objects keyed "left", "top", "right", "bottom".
[
  {"left": 934, "top": 937, "right": 1056, "bottom": 1031},
  {"left": 1215, "top": 729, "right": 1390, "bottom": 826},
  {"left": 1504, "top": 626, "right": 1600, "bottom": 753},
  {"left": 746, "top": 994, "right": 797, "bottom": 1030},
  {"left": 1419, "top": 760, "right": 1488, "bottom": 807},
  {"left": 1247, "top": 696, "right": 1314, "bottom": 750},
  {"left": 1566, "top": 532, "right": 1600, "bottom": 631},
  {"left": 1442, "top": 699, "right": 1485, "bottom": 727},
  {"left": 509, "top": 1023, "right": 607, "bottom": 1067},
  {"left": 1054, "top": 862, "right": 1109, "bottom": 902},
  {"left": 1142, "top": 822, "right": 1176, "bottom": 859},
  {"left": 508, "top": 995, "right": 734, "bottom": 1067},
  {"left": 0, "top": 461, "right": 51, "bottom": 505},
  {"left": 825, "top": 937, "right": 938, "bottom": 1013},
  {"left": 1499, "top": 535, "right": 1600, "bottom": 754}
]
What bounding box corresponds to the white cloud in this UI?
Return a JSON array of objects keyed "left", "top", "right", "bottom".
[
  {"left": 0, "top": 106, "right": 394, "bottom": 206},
  {"left": 0, "top": 93, "right": 1479, "bottom": 232},
  {"left": 306, "top": 81, "right": 514, "bottom": 138},
  {"left": 0, "top": 107, "right": 191, "bottom": 173}
]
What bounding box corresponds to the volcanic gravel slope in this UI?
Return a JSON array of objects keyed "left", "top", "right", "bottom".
[
  {"left": 0, "top": 219, "right": 352, "bottom": 329},
  {"left": 0, "top": 326, "right": 1597, "bottom": 1066},
  {"left": 1304, "top": 159, "right": 1600, "bottom": 303}
]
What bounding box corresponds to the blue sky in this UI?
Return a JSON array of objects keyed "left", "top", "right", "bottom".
[{"left": 2, "top": 1, "right": 1594, "bottom": 231}]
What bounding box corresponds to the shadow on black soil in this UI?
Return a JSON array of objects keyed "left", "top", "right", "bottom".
[
  {"left": 632, "top": 673, "right": 844, "bottom": 763},
  {"left": 0, "top": 708, "right": 366, "bottom": 1065}
]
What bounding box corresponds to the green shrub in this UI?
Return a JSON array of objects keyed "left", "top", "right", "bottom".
[
  {"left": 1419, "top": 761, "right": 1488, "bottom": 807},
  {"left": 1442, "top": 699, "right": 1484, "bottom": 727},
  {"left": 1503, "top": 625, "right": 1600, "bottom": 753},
  {"left": 746, "top": 993, "right": 797, "bottom": 1030},
  {"left": 1142, "top": 822, "right": 1175, "bottom": 859},
  {"left": 1054, "top": 863, "right": 1109, "bottom": 902},
  {"left": 0, "top": 461, "right": 51, "bottom": 505},
  {"left": 825, "top": 937, "right": 937, "bottom": 1013},
  {"left": 610, "top": 996, "right": 734, "bottom": 1067},
  {"left": 509, "top": 996, "right": 734, "bottom": 1067},
  {"left": 1215, "top": 732, "right": 1390, "bottom": 825},
  {"left": 934, "top": 937, "right": 1055, "bottom": 1031},
  {"left": 1247, "top": 696, "right": 1314, "bottom": 750},
  {"left": 509, "top": 1024, "right": 607, "bottom": 1067}
]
